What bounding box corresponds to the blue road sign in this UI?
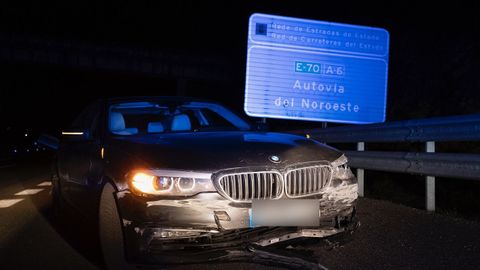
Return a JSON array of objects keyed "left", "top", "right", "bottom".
[{"left": 244, "top": 13, "right": 389, "bottom": 124}]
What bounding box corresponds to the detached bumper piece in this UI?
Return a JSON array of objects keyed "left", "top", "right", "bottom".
[
  {"left": 135, "top": 243, "right": 323, "bottom": 270},
  {"left": 128, "top": 212, "right": 357, "bottom": 269},
  {"left": 145, "top": 211, "right": 357, "bottom": 251}
]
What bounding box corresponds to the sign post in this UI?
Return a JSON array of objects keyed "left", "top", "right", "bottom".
[{"left": 245, "top": 13, "right": 389, "bottom": 124}]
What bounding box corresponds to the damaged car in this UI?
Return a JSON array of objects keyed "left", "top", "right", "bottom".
[{"left": 51, "top": 96, "right": 358, "bottom": 268}]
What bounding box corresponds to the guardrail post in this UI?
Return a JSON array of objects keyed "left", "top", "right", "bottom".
[
  {"left": 426, "top": 141, "right": 436, "bottom": 211},
  {"left": 357, "top": 142, "right": 365, "bottom": 197}
]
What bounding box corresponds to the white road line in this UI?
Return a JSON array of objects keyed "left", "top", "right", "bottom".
[
  {"left": 37, "top": 181, "right": 52, "bottom": 187},
  {"left": 0, "top": 199, "right": 24, "bottom": 208},
  {"left": 15, "top": 189, "right": 45, "bottom": 196},
  {"left": 318, "top": 263, "right": 330, "bottom": 270}
]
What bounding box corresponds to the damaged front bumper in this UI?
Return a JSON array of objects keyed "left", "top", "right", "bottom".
[{"left": 116, "top": 177, "right": 358, "bottom": 264}]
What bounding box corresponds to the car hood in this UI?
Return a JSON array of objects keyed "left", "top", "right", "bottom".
[{"left": 109, "top": 131, "right": 343, "bottom": 172}]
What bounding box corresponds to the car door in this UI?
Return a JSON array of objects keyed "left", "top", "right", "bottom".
[{"left": 57, "top": 101, "right": 104, "bottom": 215}]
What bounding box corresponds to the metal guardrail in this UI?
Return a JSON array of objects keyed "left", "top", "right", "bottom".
[
  {"left": 290, "top": 114, "right": 480, "bottom": 211},
  {"left": 344, "top": 151, "right": 480, "bottom": 180},
  {"left": 291, "top": 113, "right": 480, "bottom": 142}
]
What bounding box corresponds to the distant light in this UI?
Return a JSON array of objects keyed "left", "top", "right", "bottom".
[
  {"left": 34, "top": 142, "right": 38, "bottom": 145},
  {"left": 306, "top": 134, "right": 311, "bottom": 139},
  {"left": 26, "top": 149, "right": 30, "bottom": 152},
  {"left": 13, "top": 149, "right": 17, "bottom": 153},
  {"left": 24, "top": 133, "right": 28, "bottom": 137},
  {"left": 36, "top": 148, "right": 39, "bottom": 152}
]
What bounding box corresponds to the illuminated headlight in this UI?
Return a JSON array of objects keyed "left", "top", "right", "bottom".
[
  {"left": 331, "top": 155, "right": 354, "bottom": 180},
  {"left": 154, "top": 176, "right": 175, "bottom": 192},
  {"left": 129, "top": 170, "right": 215, "bottom": 197},
  {"left": 177, "top": 177, "right": 195, "bottom": 191}
]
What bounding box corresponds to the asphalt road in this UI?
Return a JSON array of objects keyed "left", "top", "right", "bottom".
[{"left": 1, "top": 158, "right": 480, "bottom": 270}]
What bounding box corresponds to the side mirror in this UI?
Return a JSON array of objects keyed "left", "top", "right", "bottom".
[
  {"left": 61, "top": 128, "right": 92, "bottom": 141},
  {"left": 38, "top": 133, "right": 60, "bottom": 150}
]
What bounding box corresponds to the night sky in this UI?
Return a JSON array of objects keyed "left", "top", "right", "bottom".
[{"left": 1, "top": 0, "right": 479, "bottom": 132}]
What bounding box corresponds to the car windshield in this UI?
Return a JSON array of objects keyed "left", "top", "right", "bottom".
[{"left": 108, "top": 100, "right": 252, "bottom": 135}]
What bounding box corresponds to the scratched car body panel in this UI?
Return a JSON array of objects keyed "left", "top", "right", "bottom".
[{"left": 53, "top": 96, "right": 358, "bottom": 265}]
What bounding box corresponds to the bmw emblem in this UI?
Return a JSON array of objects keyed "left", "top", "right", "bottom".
[{"left": 269, "top": 155, "right": 281, "bottom": 163}]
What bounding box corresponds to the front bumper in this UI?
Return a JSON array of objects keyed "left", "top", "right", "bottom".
[{"left": 116, "top": 177, "right": 358, "bottom": 264}]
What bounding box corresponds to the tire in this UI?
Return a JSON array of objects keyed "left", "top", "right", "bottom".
[{"left": 99, "top": 182, "right": 132, "bottom": 270}]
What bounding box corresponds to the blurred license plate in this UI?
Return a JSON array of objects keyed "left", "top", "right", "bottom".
[{"left": 251, "top": 199, "right": 319, "bottom": 227}]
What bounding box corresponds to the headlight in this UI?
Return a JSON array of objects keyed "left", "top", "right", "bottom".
[
  {"left": 331, "top": 155, "right": 354, "bottom": 180},
  {"left": 129, "top": 170, "right": 215, "bottom": 197}
]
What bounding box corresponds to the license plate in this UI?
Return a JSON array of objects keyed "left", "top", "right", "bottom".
[{"left": 251, "top": 199, "right": 319, "bottom": 227}]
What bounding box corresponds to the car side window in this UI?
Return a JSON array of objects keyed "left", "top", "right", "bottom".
[{"left": 72, "top": 102, "right": 101, "bottom": 138}]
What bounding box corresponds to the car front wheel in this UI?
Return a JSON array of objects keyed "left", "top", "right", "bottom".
[{"left": 99, "top": 182, "right": 132, "bottom": 270}]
